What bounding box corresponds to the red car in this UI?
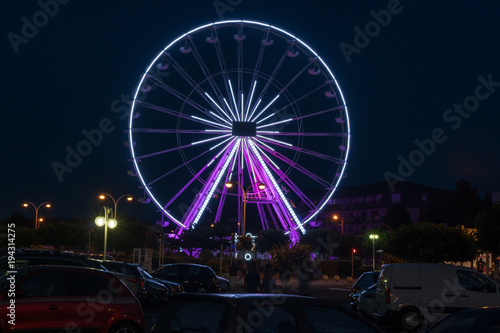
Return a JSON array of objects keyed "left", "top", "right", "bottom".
[{"left": 0, "top": 266, "right": 145, "bottom": 333}]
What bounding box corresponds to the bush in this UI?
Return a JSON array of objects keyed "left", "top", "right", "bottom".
[{"left": 319, "top": 260, "right": 337, "bottom": 277}]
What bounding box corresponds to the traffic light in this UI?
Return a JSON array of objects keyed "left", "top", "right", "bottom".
[{"left": 352, "top": 248, "right": 356, "bottom": 254}]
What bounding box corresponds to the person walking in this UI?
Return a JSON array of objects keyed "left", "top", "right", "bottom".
[{"left": 244, "top": 262, "right": 261, "bottom": 293}]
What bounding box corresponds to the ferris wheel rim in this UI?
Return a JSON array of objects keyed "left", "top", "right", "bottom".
[{"left": 128, "top": 19, "right": 351, "bottom": 232}]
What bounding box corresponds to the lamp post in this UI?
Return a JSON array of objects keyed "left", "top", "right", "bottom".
[
  {"left": 22, "top": 201, "right": 51, "bottom": 229},
  {"left": 333, "top": 214, "right": 344, "bottom": 235},
  {"left": 369, "top": 234, "right": 379, "bottom": 271},
  {"left": 98, "top": 193, "right": 133, "bottom": 218},
  {"left": 95, "top": 207, "right": 117, "bottom": 260},
  {"left": 224, "top": 181, "right": 265, "bottom": 237}
]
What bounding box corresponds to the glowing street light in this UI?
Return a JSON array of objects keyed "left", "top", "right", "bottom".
[
  {"left": 99, "top": 193, "right": 133, "bottom": 218},
  {"left": 369, "top": 234, "right": 379, "bottom": 271},
  {"left": 22, "top": 201, "right": 51, "bottom": 229},
  {"left": 225, "top": 181, "right": 265, "bottom": 237},
  {"left": 95, "top": 207, "right": 117, "bottom": 260}
]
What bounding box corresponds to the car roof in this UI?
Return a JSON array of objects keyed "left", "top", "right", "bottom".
[
  {"left": 8, "top": 265, "right": 112, "bottom": 275},
  {"left": 170, "top": 292, "right": 335, "bottom": 304},
  {"left": 162, "top": 263, "right": 208, "bottom": 268}
]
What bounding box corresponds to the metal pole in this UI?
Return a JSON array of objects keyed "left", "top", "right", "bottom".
[
  {"left": 35, "top": 208, "right": 39, "bottom": 230},
  {"left": 372, "top": 239, "right": 376, "bottom": 271},
  {"left": 351, "top": 249, "right": 354, "bottom": 277},
  {"left": 103, "top": 208, "right": 108, "bottom": 260}
]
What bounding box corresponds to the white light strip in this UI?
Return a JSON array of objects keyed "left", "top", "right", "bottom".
[
  {"left": 205, "top": 92, "right": 232, "bottom": 121},
  {"left": 256, "top": 145, "right": 280, "bottom": 170},
  {"left": 245, "top": 81, "right": 257, "bottom": 121},
  {"left": 257, "top": 131, "right": 279, "bottom": 134},
  {"left": 191, "top": 139, "right": 241, "bottom": 227},
  {"left": 256, "top": 134, "right": 292, "bottom": 147},
  {"left": 192, "top": 115, "right": 231, "bottom": 129},
  {"left": 248, "top": 140, "right": 305, "bottom": 233},
  {"left": 205, "top": 129, "right": 231, "bottom": 132},
  {"left": 241, "top": 93, "right": 244, "bottom": 121},
  {"left": 223, "top": 98, "right": 238, "bottom": 121},
  {"left": 228, "top": 80, "right": 240, "bottom": 121},
  {"left": 209, "top": 136, "right": 233, "bottom": 150},
  {"left": 251, "top": 95, "right": 280, "bottom": 122},
  {"left": 246, "top": 99, "right": 262, "bottom": 122},
  {"left": 257, "top": 118, "right": 292, "bottom": 129},
  {"left": 256, "top": 112, "right": 276, "bottom": 124},
  {"left": 210, "top": 111, "right": 232, "bottom": 126},
  {"left": 254, "top": 138, "right": 275, "bottom": 151},
  {"left": 191, "top": 134, "right": 231, "bottom": 146}
]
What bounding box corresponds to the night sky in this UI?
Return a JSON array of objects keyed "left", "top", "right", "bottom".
[{"left": 2, "top": 1, "right": 500, "bottom": 225}]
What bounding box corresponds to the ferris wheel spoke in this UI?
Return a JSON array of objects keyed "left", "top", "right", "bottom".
[
  {"left": 253, "top": 42, "right": 293, "bottom": 108},
  {"left": 212, "top": 28, "right": 234, "bottom": 111},
  {"left": 256, "top": 135, "right": 344, "bottom": 164},
  {"left": 261, "top": 153, "right": 316, "bottom": 210},
  {"left": 182, "top": 139, "right": 241, "bottom": 228},
  {"left": 147, "top": 145, "right": 216, "bottom": 187},
  {"left": 258, "top": 131, "right": 347, "bottom": 137},
  {"left": 268, "top": 83, "right": 331, "bottom": 116},
  {"left": 254, "top": 140, "right": 333, "bottom": 189},
  {"left": 164, "top": 138, "right": 237, "bottom": 211},
  {"left": 131, "top": 128, "right": 230, "bottom": 135},
  {"left": 146, "top": 74, "right": 220, "bottom": 122},
  {"left": 248, "top": 139, "right": 306, "bottom": 234}
]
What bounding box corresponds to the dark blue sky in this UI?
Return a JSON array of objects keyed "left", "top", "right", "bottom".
[{"left": 2, "top": 1, "right": 499, "bottom": 224}]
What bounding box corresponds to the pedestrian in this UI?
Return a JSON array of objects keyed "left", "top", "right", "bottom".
[
  {"left": 244, "top": 262, "right": 260, "bottom": 293},
  {"left": 261, "top": 264, "right": 276, "bottom": 293}
]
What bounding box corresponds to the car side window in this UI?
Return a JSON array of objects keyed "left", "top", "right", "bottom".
[
  {"left": 304, "top": 306, "right": 377, "bottom": 332},
  {"left": 66, "top": 272, "right": 111, "bottom": 296},
  {"left": 18, "top": 271, "right": 63, "bottom": 297},
  {"left": 244, "top": 304, "right": 297, "bottom": 333},
  {"left": 159, "top": 266, "right": 182, "bottom": 279},
  {"left": 457, "top": 270, "right": 497, "bottom": 293}
]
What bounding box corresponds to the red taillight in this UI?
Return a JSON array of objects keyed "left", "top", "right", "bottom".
[
  {"left": 129, "top": 277, "right": 139, "bottom": 283},
  {"left": 385, "top": 288, "right": 391, "bottom": 304}
]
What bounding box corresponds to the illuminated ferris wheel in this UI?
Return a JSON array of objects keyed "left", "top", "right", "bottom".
[{"left": 128, "top": 20, "right": 350, "bottom": 241}]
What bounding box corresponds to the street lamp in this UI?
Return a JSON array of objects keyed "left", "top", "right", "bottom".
[
  {"left": 22, "top": 201, "right": 51, "bottom": 229},
  {"left": 225, "top": 181, "right": 265, "bottom": 236},
  {"left": 333, "top": 214, "right": 344, "bottom": 235},
  {"left": 369, "top": 234, "right": 379, "bottom": 271},
  {"left": 95, "top": 207, "right": 117, "bottom": 260},
  {"left": 98, "top": 193, "right": 133, "bottom": 218}
]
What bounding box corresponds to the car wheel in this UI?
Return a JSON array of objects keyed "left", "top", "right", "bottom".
[
  {"left": 110, "top": 322, "right": 142, "bottom": 333},
  {"left": 397, "top": 307, "right": 423, "bottom": 332}
]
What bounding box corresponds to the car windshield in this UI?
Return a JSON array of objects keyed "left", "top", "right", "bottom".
[{"left": 138, "top": 267, "right": 153, "bottom": 279}]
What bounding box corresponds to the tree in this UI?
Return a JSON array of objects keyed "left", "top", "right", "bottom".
[
  {"left": 475, "top": 205, "right": 500, "bottom": 256},
  {"left": 37, "top": 221, "right": 87, "bottom": 249},
  {"left": 269, "top": 242, "right": 313, "bottom": 270},
  {"left": 383, "top": 202, "right": 412, "bottom": 229},
  {"left": 386, "top": 222, "right": 477, "bottom": 263}
]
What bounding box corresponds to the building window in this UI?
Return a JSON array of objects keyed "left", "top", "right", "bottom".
[
  {"left": 392, "top": 193, "right": 401, "bottom": 203},
  {"left": 421, "top": 194, "right": 428, "bottom": 202}
]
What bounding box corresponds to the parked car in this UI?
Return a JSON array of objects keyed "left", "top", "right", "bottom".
[
  {"left": 99, "top": 260, "right": 149, "bottom": 303},
  {"left": 374, "top": 263, "right": 500, "bottom": 332},
  {"left": 355, "top": 284, "right": 377, "bottom": 318},
  {"left": 152, "top": 293, "right": 384, "bottom": 332},
  {"left": 352, "top": 271, "right": 379, "bottom": 294},
  {"left": 99, "top": 260, "right": 183, "bottom": 305},
  {"left": 0, "top": 266, "right": 145, "bottom": 333},
  {"left": 350, "top": 271, "right": 379, "bottom": 311},
  {"left": 423, "top": 306, "right": 500, "bottom": 332},
  {"left": 152, "top": 263, "right": 230, "bottom": 293}
]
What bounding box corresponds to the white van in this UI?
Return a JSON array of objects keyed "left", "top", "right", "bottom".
[{"left": 373, "top": 263, "right": 500, "bottom": 331}]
